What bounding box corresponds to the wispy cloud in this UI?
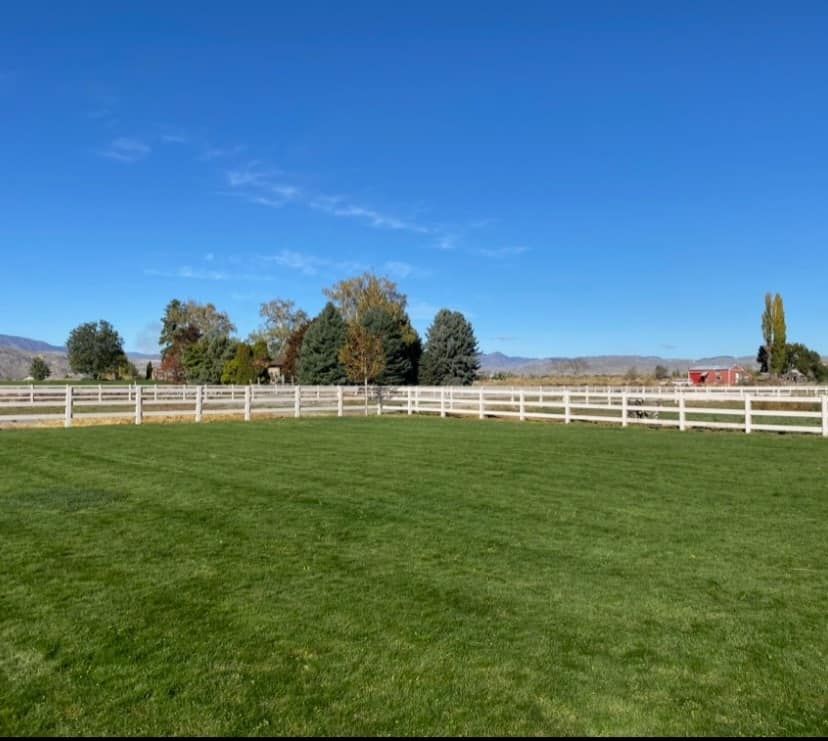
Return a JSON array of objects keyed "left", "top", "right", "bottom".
[
  {"left": 143, "top": 266, "right": 270, "bottom": 282},
  {"left": 224, "top": 162, "right": 434, "bottom": 236},
  {"left": 226, "top": 162, "right": 285, "bottom": 188},
  {"left": 259, "top": 249, "right": 367, "bottom": 277},
  {"left": 262, "top": 250, "right": 324, "bottom": 276},
  {"left": 309, "top": 196, "right": 432, "bottom": 235},
  {"left": 99, "top": 137, "right": 151, "bottom": 163},
  {"left": 160, "top": 132, "right": 189, "bottom": 144},
  {"left": 383, "top": 261, "right": 429, "bottom": 280},
  {"left": 432, "top": 235, "right": 458, "bottom": 251},
  {"left": 200, "top": 144, "right": 246, "bottom": 161},
  {"left": 475, "top": 245, "right": 529, "bottom": 259}
]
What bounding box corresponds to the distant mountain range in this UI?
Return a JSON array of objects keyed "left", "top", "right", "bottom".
[
  {"left": 478, "top": 352, "right": 759, "bottom": 377},
  {"left": 0, "top": 334, "right": 160, "bottom": 380},
  {"left": 0, "top": 334, "right": 66, "bottom": 353}
]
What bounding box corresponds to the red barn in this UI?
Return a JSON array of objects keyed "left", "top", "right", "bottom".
[{"left": 688, "top": 365, "right": 747, "bottom": 386}]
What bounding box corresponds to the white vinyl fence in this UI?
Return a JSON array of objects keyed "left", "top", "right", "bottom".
[{"left": 1, "top": 384, "right": 827, "bottom": 437}]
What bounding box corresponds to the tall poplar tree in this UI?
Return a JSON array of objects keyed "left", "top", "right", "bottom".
[
  {"left": 771, "top": 293, "right": 787, "bottom": 375},
  {"left": 759, "top": 292, "right": 788, "bottom": 376}
]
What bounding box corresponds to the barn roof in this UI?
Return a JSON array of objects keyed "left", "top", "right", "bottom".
[{"left": 689, "top": 365, "right": 744, "bottom": 371}]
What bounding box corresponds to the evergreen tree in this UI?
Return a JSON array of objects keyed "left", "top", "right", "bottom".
[
  {"left": 361, "top": 307, "right": 412, "bottom": 385},
  {"left": 419, "top": 310, "right": 480, "bottom": 385},
  {"left": 221, "top": 342, "right": 258, "bottom": 385},
  {"left": 297, "top": 303, "right": 348, "bottom": 384},
  {"left": 145, "top": 361, "right": 153, "bottom": 380},
  {"left": 182, "top": 335, "right": 235, "bottom": 384},
  {"left": 756, "top": 345, "right": 769, "bottom": 374}
]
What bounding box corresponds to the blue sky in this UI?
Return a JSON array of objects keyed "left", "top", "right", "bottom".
[{"left": 2, "top": 1, "right": 827, "bottom": 358}]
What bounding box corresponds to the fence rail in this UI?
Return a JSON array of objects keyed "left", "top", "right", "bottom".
[{"left": 1, "top": 384, "right": 827, "bottom": 437}]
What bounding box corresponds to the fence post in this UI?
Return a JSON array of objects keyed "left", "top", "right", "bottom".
[
  {"left": 377, "top": 387, "right": 383, "bottom": 416},
  {"left": 98, "top": 383, "right": 102, "bottom": 403},
  {"left": 678, "top": 394, "right": 686, "bottom": 432},
  {"left": 337, "top": 386, "right": 344, "bottom": 417},
  {"left": 294, "top": 385, "right": 301, "bottom": 418},
  {"left": 195, "top": 385, "right": 203, "bottom": 422},
  {"left": 135, "top": 385, "right": 143, "bottom": 425},
  {"left": 621, "top": 392, "right": 628, "bottom": 428},
  {"left": 407, "top": 387, "right": 413, "bottom": 416},
  {"left": 64, "top": 385, "right": 73, "bottom": 428},
  {"left": 244, "top": 385, "right": 251, "bottom": 422},
  {"left": 479, "top": 387, "right": 485, "bottom": 419},
  {"left": 440, "top": 387, "right": 446, "bottom": 418},
  {"left": 154, "top": 385, "right": 158, "bottom": 402},
  {"left": 822, "top": 396, "right": 828, "bottom": 438},
  {"left": 519, "top": 389, "right": 526, "bottom": 421},
  {"left": 745, "top": 394, "right": 752, "bottom": 434},
  {"left": 30, "top": 384, "right": 34, "bottom": 404},
  {"left": 564, "top": 390, "right": 571, "bottom": 424}
]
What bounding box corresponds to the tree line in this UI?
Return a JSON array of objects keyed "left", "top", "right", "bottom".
[{"left": 59, "top": 272, "right": 480, "bottom": 386}]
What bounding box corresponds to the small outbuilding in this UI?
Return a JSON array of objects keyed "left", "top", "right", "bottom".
[
  {"left": 266, "top": 361, "right": 285, "bottom": 384},
  {"left": 688, "top": 365, "right": 747, "bottom": 386}
]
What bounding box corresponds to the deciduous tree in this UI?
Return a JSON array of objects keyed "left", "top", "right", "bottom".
[
  {"left": 159, "top": 299, "right": 235, "bottom": 382},
  {"left": 281, "top": 322, "right": 311, "bottom": 383},
  {"left": 771, "top": 294, "right": 787, "bottom": 375},
  {"left": 784, "top": 342, "right": 827, "bottom": 382},
  {"left": 324, "top": 272, "right": 421, "bottom": 381},
  {"left": 67, "top": 320, "right": 126, "bottom": 380},
  {"left": 249, "top": 299, "right": 309, "bottom": 358},
  {"left": 29, "top": 356, "right": 51, "bottom": 381},
  {"left": 340, "top": 323, "right": 386, "bottom": 413},
  {"left": 760, "top": 292, "right": 788, "bottom": 376}
]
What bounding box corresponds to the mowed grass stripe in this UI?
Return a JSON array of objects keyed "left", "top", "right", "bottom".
[{"left": 0, "top": 417, "right": 826, "bottom": 735}]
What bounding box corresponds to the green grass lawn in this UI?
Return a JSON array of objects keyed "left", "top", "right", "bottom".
[{"left": 1, "top": 417, "right": 826, "bottom": 735}]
